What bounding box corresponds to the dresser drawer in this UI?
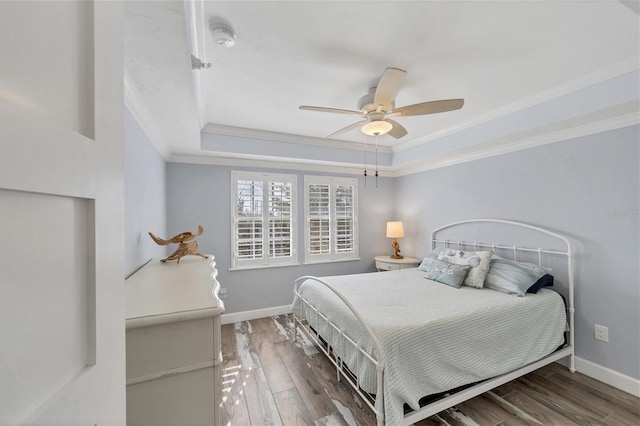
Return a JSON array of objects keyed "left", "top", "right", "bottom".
[
  {"left": 127, "top": 367, "right": 214, "bottom": 425},
  {"left": 376, "top": 260, "right": 400, "bottom": 270},
  {"left": 126, "top": 316, "right": 214, "bottom": 380}
]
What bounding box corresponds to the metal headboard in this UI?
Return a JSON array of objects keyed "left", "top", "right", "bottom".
[{"left": 430, "top": 218, "right": 575, "bottom": 372}]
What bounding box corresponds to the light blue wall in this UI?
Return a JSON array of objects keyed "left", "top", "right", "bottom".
[
  {"left": 124, "top": 107, "right": 167, "bottom": 277},
  {"left": 166, "top": 163, "right": 394, "bottom": 313},
  {"left": 393, "top": 125, "right": 640, "bottom": 380},
  {"left": 393, "top": 70, "right": 640, "bottom": 167}
]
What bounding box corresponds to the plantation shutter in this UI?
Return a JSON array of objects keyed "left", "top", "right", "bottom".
[
  {"left": 268, "top": 180, "right": 293, "bottom": 258},
  {"left": 305, "top": 176, "right": 358, "bottom": 262},
  {"left": 232, "top": 172, "right": 297, "bottom": 268},
  {"left": 335, "top": 184, "right": 354, "bottom": 253},
  {"left": 308, "top": 184, "right": 331, "bottom": 255},
  {"left": 236, "top": 179, "right": 264, "bottom": 261}
]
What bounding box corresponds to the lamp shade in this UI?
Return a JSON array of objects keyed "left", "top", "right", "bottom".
[{"left": 386, "top": 221, "right": 404, "bottom": 238}]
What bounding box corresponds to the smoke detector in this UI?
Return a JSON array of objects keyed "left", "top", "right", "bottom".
[{"left": 210, "top": 25, "right": 236, "bottom": 48}]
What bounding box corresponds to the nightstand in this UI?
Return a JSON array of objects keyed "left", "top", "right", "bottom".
[{"left": 374, "top": 255, "right": 421, "bottom": 271}]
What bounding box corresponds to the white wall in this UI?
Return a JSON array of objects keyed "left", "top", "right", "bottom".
[{"left": 393, "top": 125, "right": 640, "bottom": 381}]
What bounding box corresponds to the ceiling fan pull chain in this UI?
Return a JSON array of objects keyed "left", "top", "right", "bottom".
[
  {"left": 374, "top": 135, "right": 378, "bottom": 188},
  {"left": 363, "top": 134, "right": 367, "bottom": 187}
]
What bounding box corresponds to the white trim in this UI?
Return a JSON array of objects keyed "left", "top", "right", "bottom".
[
  {"left": 202, "top": 123, "right": 393, "bottom": 154},
  {"left": 221, "top": 304, "right": 291, "bottom": 325},
  {"left": 228, "top": 262, "right": 302, "bottom": 272},
  {"left": 392, "top": 56, "right": 640, "bottom": 153},
  {"left": 123, "top": 72, "right": 171, "bottom": 160},
  {"left": 391, "top": 109, "right": 640, "bottom": 177},
  {"left": 556, "top": 357, "right": 640, "bottom": 397},
  {"left": 169, "top": 152, "right": 395, "bottom": 177},
  {"left": 302, "top": 257, "right": 361, "bottom": 265}
]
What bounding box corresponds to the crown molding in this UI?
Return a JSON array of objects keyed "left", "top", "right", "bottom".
[
  {"left": 391, "top": 108, "right": 639, "bottom": 177},
  {"left": 393, "top": 56, "right": 640, "bottom": 154},
  {"left": 173, "top": 104, "right": 638, "bottom": 178},
  {"left": 124, "top": 71, "right": 171, "bottom": 160},
  {"left": 202, "top": 123, "right": 393, "bottom": 154},
  {"left": 168, "top": 151, "right": 394, "bottom": 177}
]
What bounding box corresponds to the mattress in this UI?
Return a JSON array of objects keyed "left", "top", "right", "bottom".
[{"left": 291, "top": 268, "right": 566, "bottom": 425}]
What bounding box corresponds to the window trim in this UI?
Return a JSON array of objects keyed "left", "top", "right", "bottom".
[
  {"left": 231, "top": 171, "right": 298, "bottom": 269},
  {"left": 304, "top": 175, "right": 359, "bottom": 263}
]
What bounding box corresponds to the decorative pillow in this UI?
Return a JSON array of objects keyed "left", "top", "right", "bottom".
[
  {"left": 421, "top": 258, "right": 470, "bottom": 288},
  {"left": 426, "top": 247, "right": 443, "bottom": 259},
  {"left": 437, "top": 249, "right": 492, "bottom": 288},
  {"left": 418, "top": 248, "right": 444, "bottom": 270},
  {"left": 527, "top": 273, "right": 554, "bottom": 294},
  {"left": 484, "top": 258, "right": 552, "bottom": 297}
]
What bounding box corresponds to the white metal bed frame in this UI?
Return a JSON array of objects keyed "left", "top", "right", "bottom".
[{"left": 292, "top": 219, "right": 576, "bottom": 426}]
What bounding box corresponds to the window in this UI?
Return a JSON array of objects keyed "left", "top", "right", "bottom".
[
  {"left": 305, "top": 176, "right": 358, "bottom": 263},
  {"left": 232, "top": 171, "right": 297, "bottom": 269}
]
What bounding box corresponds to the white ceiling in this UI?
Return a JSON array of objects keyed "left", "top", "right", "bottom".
[{"left": 124, "top": 0, "right": 639, "bottom": 169}]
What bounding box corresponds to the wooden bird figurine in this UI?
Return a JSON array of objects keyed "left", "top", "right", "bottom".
[{"left": 148, "top": 225, "right": 208, "bottom": 263}]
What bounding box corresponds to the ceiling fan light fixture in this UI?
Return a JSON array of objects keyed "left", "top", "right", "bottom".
[{"left": 361, "top": 120, "right": 392, "bottom": 136}]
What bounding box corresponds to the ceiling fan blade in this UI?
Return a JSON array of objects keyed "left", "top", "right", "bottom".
[
  {"left": 391, "top": 99, "right": 464, "bottom": 117},
  {"left": 373, "top": 68, "right": 407, "bottom": 111},
  {"left": 327, "top": 120, "right": 368, "bottom": 138},
  {"left": 384, "top": 118, "right": 408, "bottom": 139},
  {"left": 299, "top": 105, "right": 365, "bottom": 116}
]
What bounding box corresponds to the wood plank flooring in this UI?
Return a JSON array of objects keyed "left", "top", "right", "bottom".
[{"left": 221, "top": 316, "right": 639, "bottom": 425}]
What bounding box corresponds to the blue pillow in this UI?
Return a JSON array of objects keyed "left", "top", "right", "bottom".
[
  {"left": 484, "top": 258, "right": 552, "bottom": 297},
  {"left": 424, "top": 247, "right": 443, "bottom": 260},
  {"left": 418, "top": 248, "right": 444, "bottom": 271},
  {"left": 527, "top": 273, "right": 554, "bottom": 294},
  {"left": 420, "top": 258, "right": 470, "bottom": 288}
]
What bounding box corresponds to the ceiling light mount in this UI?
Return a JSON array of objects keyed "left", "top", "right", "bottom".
[
  {"left": 361, "top": 120, "right": 392, "bottom": 136},
  {"left": 210, "top": 25, "right": 236, "bottom": 48}
]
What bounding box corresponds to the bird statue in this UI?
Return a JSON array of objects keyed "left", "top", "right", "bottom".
[{"left": 148, "top": 225, "right": 208, "bottom": 263}]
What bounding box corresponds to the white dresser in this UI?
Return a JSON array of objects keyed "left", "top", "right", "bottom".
[{"left": 125, "top": 256, "right": 225, "bottom": 426}]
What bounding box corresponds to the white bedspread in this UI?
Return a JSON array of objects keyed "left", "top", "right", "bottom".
[{"left": 291, "top": 268, "right": 566, "bottom": 425}]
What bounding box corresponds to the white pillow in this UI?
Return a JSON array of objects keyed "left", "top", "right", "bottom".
[{"left": 438, "top": 249, "right": 492, "bottom": 288}]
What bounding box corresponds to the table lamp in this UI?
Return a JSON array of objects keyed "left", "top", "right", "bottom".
[{"left": 386, "top": 221, "right": 404, "bottom": 259}]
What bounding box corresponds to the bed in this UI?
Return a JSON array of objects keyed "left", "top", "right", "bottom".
[{"left": 291, "top": 219, "right": 575, "bottom": 426}]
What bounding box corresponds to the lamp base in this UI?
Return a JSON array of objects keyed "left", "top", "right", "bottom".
[{"left": 390, "top": 238, "right": 403, "bottom": 259}]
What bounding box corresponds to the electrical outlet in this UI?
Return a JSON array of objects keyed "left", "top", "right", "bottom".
[
  {"left": 218, "top": 287, "right": 227, "bottom": 299},
  {"left": 594, "top": 324, "right": 608, "bottom": 342}
]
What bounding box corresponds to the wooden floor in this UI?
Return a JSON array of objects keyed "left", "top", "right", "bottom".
[{"left": 221, "top": 316, "right": 639, "bottom": 426}]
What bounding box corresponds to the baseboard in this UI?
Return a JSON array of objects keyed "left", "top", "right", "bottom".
[
  {"left": 556, "top": 356, "right": 640, "bottom": 397},
  {"left": 221, "top": 305, "right": 292, "bottom": 325}
]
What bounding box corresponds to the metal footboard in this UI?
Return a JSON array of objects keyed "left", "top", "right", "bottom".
[{"left": 293, "top": 275, "right": 386, "bottom": 426}]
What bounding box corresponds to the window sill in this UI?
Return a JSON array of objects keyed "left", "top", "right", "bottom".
[
  {"left": 303, "top": 257, "right": 361, "bottom": 265},
  {"left": 229, "top": 262, "right": 301, "bottom": 272}
]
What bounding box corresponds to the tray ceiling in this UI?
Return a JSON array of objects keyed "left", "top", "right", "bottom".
[{"left": 124, "top": 0, "right": 639, "bottom": 171}]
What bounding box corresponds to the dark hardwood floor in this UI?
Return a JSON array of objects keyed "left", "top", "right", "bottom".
[{"left": 221, "top": 316, "right": 639, "bottom": 425}]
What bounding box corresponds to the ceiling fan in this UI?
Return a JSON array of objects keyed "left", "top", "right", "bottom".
[{"left": 299, "top": 67, "right": 464, "bottom": 139}]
